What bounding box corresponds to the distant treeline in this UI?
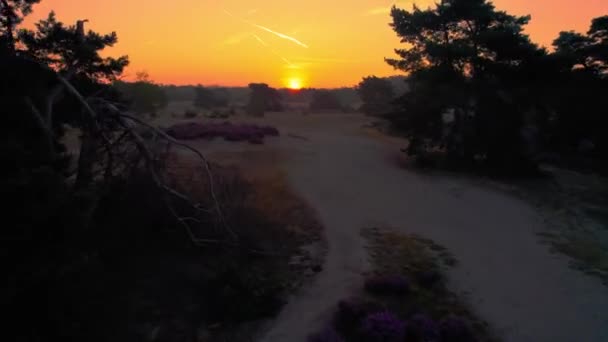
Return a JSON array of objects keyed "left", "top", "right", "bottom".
[
  {"left": 157, "top": 84, "right": 376, "bottom": 106},
  {"left": 113, "top": 80, "right": 412, "bottom": 115}
]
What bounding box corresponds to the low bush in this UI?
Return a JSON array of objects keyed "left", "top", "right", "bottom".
[
  {"left": 360, "top": 311, "right": 407, "bottom": 342},
  {"left": 364, "top": 275, "right": 410, "bottom": 295},
  {"left": 184, "top": 109, "right": 198, "bottom": 118},
  {"left": 166, "top": 122, "right": 280, "bottom": 144}
]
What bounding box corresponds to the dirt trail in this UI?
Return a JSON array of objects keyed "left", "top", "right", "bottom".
[{"left": 197, "top": 113, "right": 608, "bottom": 342}]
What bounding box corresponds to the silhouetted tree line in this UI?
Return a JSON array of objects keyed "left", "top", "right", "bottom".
[
  {"left": 374, "top": 0, "right": 608, "bottom": 175},
  {"left": 246, "top": 83, "right": 283, "bottom": 116},
  {"left": 193, "top": 84, "right": 229, "bottom": 109},
  {"left": 309, "top": 89, "right": 345, "bottom": 111},
  {"left": 356, "top": 76, "right": 396, "bottom": 115},
  {"left": 114, "top": 71, "right": 168, "bottom": 115}
]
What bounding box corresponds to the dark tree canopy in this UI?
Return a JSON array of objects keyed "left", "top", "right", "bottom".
[
  {"left": 246, "top": 83, "right": 283, "bottom": 116},
  {"left": 19, "top": 11, "right": 129, "bottom": 81},
  {"left": 309, "top": 90, "right": 343, "bottom": 111},
  {"left": 114, "top": 78, "right": 168, "bottom": 115},
  {"left": 193, "top": 85, "right": 229, "bottom": 109},
  {"left": 547, "top": 15, "right": 608, "bottom": 160},
  {"left": 553, "top": 15, "right": 608, "bottom": 76},
  {"left": 386, "top": 0, "right": 537, "bottom": 78},
  {"left": 0, "top": 0, "right": 40, "bottom": 51},
  {"left": 386, "top": 0, "right": 547, "bottom": 173},
  {"left": 356, "top": 76, "right": 395, "bottom": 115}
]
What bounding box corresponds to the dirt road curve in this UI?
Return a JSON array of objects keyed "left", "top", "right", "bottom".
[{"left": 195, "top": 113, "right": 608, "bottom": 342}]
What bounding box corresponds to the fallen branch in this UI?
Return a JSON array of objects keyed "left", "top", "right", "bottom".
[
  {"left": 116, "top": 112, "right": 236, "bottom": 240},
  {"left": 56, "top": 74, "right": 237, "bottom": 243}
]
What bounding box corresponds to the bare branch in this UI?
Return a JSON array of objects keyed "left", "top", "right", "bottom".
[
  {"left": 114, "top": 112, "right": 237, "bottom": 241},
  {"left": 54, "top": 73, "right": 238, "bottom": 245},
  {"left": 23, "top": 96, "right": 56, "bottom": 158}
]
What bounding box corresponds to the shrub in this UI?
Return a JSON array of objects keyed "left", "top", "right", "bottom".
[
  {"left": 308, "top": 326, "right": 344, "bottom": 342},
  {"left": 360, "top": 311, "right": 406, "bottom": 342},
  {"left": 114, "top": 80, "right": 168, "bottom": 114},
  {"left": 408, "top": 313, "right": 440, "bottom": 341},
  {"left": 166, "top": 122, "right": 279, "bottom": 145},
  {"left": 184, "top": 109, "right": 198, "bottom": 118},
  {"left": 439, "top": 315, "right": 475, "bottom": 342},
  {"left": 356, "top": 76, "right": 396, "bottom": 116},
  {"left": 193, "top": 85, "right": 229, "bottom": 109},
  {"left": 364, "top": 275, "right": 410, "bottom": 295},
  {"left": 309, "top": 90, "right": 342, "bottom": 111},
  {"left": 247, "top": 83, "right": 283, "bottom": 116},
  {"left": 416, "top": 270, "right": 442, "bottom": 288},
  {"left": 334, "top": 298, "right": 376, "bottom": 332}
]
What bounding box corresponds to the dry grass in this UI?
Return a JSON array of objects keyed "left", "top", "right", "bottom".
[
  {"left": 208, "top": 149, "right": 324, "bottom": 242},
  {"left": 361, "top": 227, "right": 497, "bottom": 341},
  {"left": 246, "top": 166, "right": 323, "bottom": 242},
  {"left": 153, "top": 151, "right": 325, "bottom": 340}
]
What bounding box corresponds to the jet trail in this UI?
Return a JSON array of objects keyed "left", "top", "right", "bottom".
[
  {"left": 252, "top": 34, "right": 293, "bottom": 66},
  {"left": 222, "top": 8, "right": 308, "bottom": 48},
  {"left": 252, "top": 33, "right": 268, "bottom": 46},
  {"left": 250, "top": 23, "right": 309, "bottom": 48}
]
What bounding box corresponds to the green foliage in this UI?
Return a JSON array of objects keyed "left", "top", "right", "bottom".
[{"left": 356, "top": 76, "right": 395, "bottom": 115}]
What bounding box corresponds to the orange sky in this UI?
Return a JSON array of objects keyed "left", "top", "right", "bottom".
[{"left": 23, "top": 1, "right": 608, "bottom": 88}]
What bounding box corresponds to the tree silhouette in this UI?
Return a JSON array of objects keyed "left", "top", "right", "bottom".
[
  {"left": 0, "top": 0, "right": 40, "bottom": 51},
  {"left": 19, "top": 11, "right": 128, "bottom": 81},
  {"left": 309, "top": 90, "right": 342, "bottom": 112},
  {"left": 356, "top": 76, "right": 395, "bottom": 115},
  {"left": 554, "top": 15, "right": 608, "bottom": 76},
  {"left": 246, "top": 83, "right": 283, "bottom": 116},
  {"left": 114, "top": 72, "right": 168, "bottom": 115},
  {"left": 14, "top": 11, "right": 129, "bottom": 186},
  {"left": 193, "top": 85, "right": 229, "bottom": 109},
  {"left": 548, "top": 16, "right": 608, "bottom": 162},
  {"left": 387, "top": 0, "right": 544, "bottom": 172}
]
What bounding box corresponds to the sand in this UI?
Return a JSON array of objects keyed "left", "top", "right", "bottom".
[{"left": 186, "top": 112, "right": 608, "bottom": 342}]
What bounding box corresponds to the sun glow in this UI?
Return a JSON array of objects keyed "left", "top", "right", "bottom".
[{"left": 287, "top": 78, "right": 303, "bottom": 90}]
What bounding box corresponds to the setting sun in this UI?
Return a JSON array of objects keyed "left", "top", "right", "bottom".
[
  {"left": 287, "top": 78, "right": 303, "bottom": 90},
  {"left": 21, "top": 0, "right": 608, "bottom": 87}
]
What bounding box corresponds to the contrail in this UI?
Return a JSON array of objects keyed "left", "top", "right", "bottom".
[
  {"left": 252, "top": 34, "right": 293, "bottom": 66},
  {"left": 252, "top": 33, "right": 268, "bottom": 47},
  {"left": 222, "top": 8, "right": 236, "bottom": 18},
  {"left": 250, "top": 23, "right": 308, "bottom": 48},
  {"left": 222, "top": 8, "right": 308, "bottom": 48}
]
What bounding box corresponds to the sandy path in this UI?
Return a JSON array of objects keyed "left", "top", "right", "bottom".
[{"left": 195, "top": 113, "right": 608, "bottom": 342}]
